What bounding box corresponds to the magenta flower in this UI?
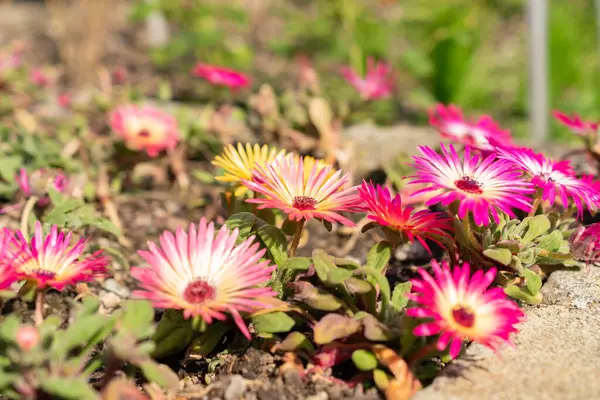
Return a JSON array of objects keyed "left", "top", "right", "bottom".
[
  {"left": 192, "top": 63, "right": 250, "bottom": 90},
  {"left": 0, "top": 228, "right": 18, "bottom": 290},
  {"left": 409, "top": 144, "right": 533, "bottom": 226},
  {"left": 569, "top": 223, "right": 600, "bottom": 265},
  {"left": 109, "top": 104, "right": 180, "bottom": 157},
  {"left": 358, "top": 181, "right": 452, "bottom": 252},
  {"left": 15, "top": 325, "right": 39, "bottom": 352},
  {"left": 553, "top": 110, "right": 599, "bottom": 138},
  {"left": 496, "top": 147, "right": 598, "bottom": 216},
  {"left": 429, "top": 104, "right": 513, "bottom": 150},
  {"left": 10, "top": 222, "right": 108, "bottom": 290},
  {"left": 131, "top": 218, "right": 276, "bottom": 339},
  {"left": 16, "top": 168, "right": 67, "bottom": 199},
  {"left": 242, "top": 155, "right": 363, "bottom": 227},
  {"left": 30, "top": 68, "right": 51, "bottom": 87},
  {"left": 57, "top": 93, "right": 71, "bottom": 109},
  {"left": 340, "top": 57, "right": 395, "bottom": 100},
  {"left": 407, "top": 260, "right": 524, "bottom": 359}
]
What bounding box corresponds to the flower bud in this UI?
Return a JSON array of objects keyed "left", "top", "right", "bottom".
[{"left": 16, "top": 326, "right": 39, "bottom": 352}]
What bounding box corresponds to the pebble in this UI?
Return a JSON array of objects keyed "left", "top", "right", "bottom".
[
  {"left": 224, "top": 375, "right": 247, "bottom": 400},
  {"left": 102, "top": 278, "right": 131, "bottom": 298},
  {"left": 99, "top": 291, "right": 121, "bottom": 310},
  {"left": 304, "top": 393, "right": 329, "bottom": 400}
]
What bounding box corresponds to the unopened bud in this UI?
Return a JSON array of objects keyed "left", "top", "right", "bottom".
[{"left": 16, "top": 326, "right": 39, "bottom": 352}]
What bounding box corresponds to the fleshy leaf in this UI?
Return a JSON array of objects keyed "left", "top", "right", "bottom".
[
  {"left": 352, "top": 349, "right": 378, "bottom": 371},
  {"left": 391, "top": 282, "right": 412, "bottom": 311},
  {"left": 483, "top": 248, "right": 512, "bottom": 266},
  {"left": 504, "top": 284, "right": 542, "bottom": 305},
  {"left": 277, "top": 332, "right": 315, "bottom": 354},
  {"left": 366, "top": 242, "right": 393, "bottom": 272},
  {"left": 189, "top": 323, "right": 230, "bottom": 358},
  {"left": 345, "top": 277, "right": 374, "bottom": 294},
  {"left": 360, "top": 314, "right": 398, "bottom": 341},
  {"left": 251, "top": 311, "right": 296, "bottom": 334},
  {"left": 523, "top": 268, "right": 542, "bottom": 295},
  {"left": 313, "top": 314, "right": 361, "bottom": 344},
  {"left": 521, "top": 215, "right": 550, "bottom": 244},
  {"left": 39, "top": 376, "right": 99, "bottom": 400},
  {"left": 139, "top": 360, "right": 179, "bottom": 390},
  {"left": 120, "top": 300, "right": 155, "bottom": 339},
  {"left": 291, "top": 281, "right": 343, "bottom": 311},
  {"left": 257, "top": 224, "right": 288, "bottom": 266}
]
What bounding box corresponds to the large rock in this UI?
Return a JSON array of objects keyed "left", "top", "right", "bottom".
[{"left": 414, "top": 267, "right": 600, "bottom": 400}]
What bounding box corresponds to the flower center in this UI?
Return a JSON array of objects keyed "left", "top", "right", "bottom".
[
  {"left": 183, "top": 279, "right": 216, "bottom": 304},
  {"left": 451, "top": 305, "right": 476, "bottom": 328},
  {"left": 32, "top": 269, "right": 56, "bottom": 279},
  {"left": 454, "top": 176, "right": 483, "bottom": 194},
  {"left": 292, "top": 196, "right": 317, "bottom": 211},
  {"left": 137, "top": 129, "right": 151, "bottom": 138}
]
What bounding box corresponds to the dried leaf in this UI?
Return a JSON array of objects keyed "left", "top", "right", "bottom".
[
  {"left": 313, "top": 314, "right": 361, "bottom": 344},
  {"left": 371, "top": 345, "right": 422, "bottom": 400}
]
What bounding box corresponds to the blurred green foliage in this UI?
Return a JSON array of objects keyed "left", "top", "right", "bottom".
[{"left": 131, "top": 0, "right": 600, "bottom": 139}]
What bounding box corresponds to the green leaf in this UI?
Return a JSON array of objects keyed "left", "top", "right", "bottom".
[
  {"left": 0, "top": 156, "right": 22, "bottom": 182},
  {"left": 373, "top": 368, "right": 390, "bottom": 390},
  {"left": 151, "top": 310, "right": 194, "bottom": 359},
  {"left": 504, "top": 285, "right": 542, "bottom": 305},
  {"left": 521, "top": 215, "right": 551, "bottom": 244},
  {"left": 139, "top": 361, "right": 179, "bottom": 390},
  {"left": 313, "top": 314, "right": 361, "bottom": 345},
  {"left": 352, "top": 349, "right": 378, "bottom": 371},
  {"left": 257, "top": 224, "right": 288, "bottom": 266},
  {"left": 277, "top": 332, "right": 315, "bottom": 354},
  {"left": 52, "top": 315, "right": 113, "bottom": 360},
  {"left": 523, "top": 268, "right": 542, "bottom": 295},
  {"left": 0, "top": 372, "right": 18, "bottom": 390},
  {"left": 281, "top": 218, "right": 299, "bottom": 236},
  {"left": 77, "top": 296, "right": 100, "bottom": 317},
  {"left": 391, "top": 282, "right": 412, "bottom": 311},
  {"left": 251, "top": 312, "right": 295, "bottom": 334},
  {"left": 120, "top": 300, "right": 155, "bottom": 339},
  {"left": 312, "top": 249, "right": 352, "bottom": 286},
  {"left": 366, "top": 242, "right": 393, "bottom": 272},
  {"left": 225, "top": 212, "right": 264, "bottom": 241},
  {"left": 39, "top": 376, "right": 99, "bottom": 400},
  {"left": 354, "top": 267, "right": 391, "bottom": 318},
  {"left": 483, "top": 248, "right": 512, "bottom": 266},
  {"left": 360, "top": 314, "right": 398, "bottom": 341},
  {"left": 0, "top": 315, "right": 20, "bottom": 342},
  {"left": 291, "top": 281, "right": 343, "bottom": 311},
  {"left": 536, "top": 230, "right": 564, "bottom": 252},
  {"left": 495, "top": 239, "right": 521, "bottom": 253},
  {"left": 189, "top": 323, "right": 230, "bottom": 358},
  {"left": 345, "top": 277, "right": 374, "bottom": 294},
  {"left": 284, "top": 257, "right": 312, "bottom": 271}
]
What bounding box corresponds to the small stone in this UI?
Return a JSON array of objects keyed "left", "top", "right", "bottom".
[
  {"left": 304, "top": 392, "right": 328, "bottom": 400},
  {"left": 99, "top": 291, "right": 122, "bottom": 310},
  {"left": 102, "top": 278, "right": 131, "bottom": 298},
  {"left": 225, "top": 375, "right": 247, "bottom": 400}
]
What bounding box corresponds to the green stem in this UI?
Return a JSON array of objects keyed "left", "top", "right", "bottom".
[
  {"left": 529, "top": 194, "right": 543, "bottom": 217},
  {"left": 20, "top": 196, "right": 38, "bottom": 238},
  {"left": 288, "top": 219, "right": 305, "bottom": 258},
  {"left": 34, "top": 289, "right": 45, "bottom": 327}
]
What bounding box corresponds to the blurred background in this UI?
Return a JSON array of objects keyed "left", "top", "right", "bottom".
[{"left": 0, "top": 0, "right": 598, "bottom": 141}]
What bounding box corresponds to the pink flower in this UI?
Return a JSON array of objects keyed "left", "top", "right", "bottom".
[
  {"left": 407, "top": 260, "right": 524, "bottom": 359},
  {"left": 16, "top": 326, "right": 39, "bottom": 351},
  {"left": 242, "top": 154, "right": 363, "bottom": 226},
  {"left": 409, "top": 144, "right": 533, "bottom": 226},
  {"left": 16, "top": 168, "right": 67, "bottom": 199},
  {"left": 553, "top": 110, "right": 599, "bottom": 138},
  {"left": 496, "top": 147, "right": 598, "bottom": 216},
  {"left": 10, "top": 222, "right": 108, "bottom": 290},
  {"left": 57, "top": 93, "right": 71, "bottom": 108},
  {"left": 0, "top": 48, "right": 22, "bottom": 79},
  {"left": 108, "top": 104, "right": 180, "bottom": 157},
  {"left": 0, "top": 228, "right": 18, "bottom": 289},
  {"left": 429, "top": 104, "right": 513, "bottom": 150},
  {"left": 358, "top": 181, "right": 452, "bottom": 252},
  {"left": 112, "top": 66, "right": 128, "bottom": 85},
  {"left": 30, "top": 68, "right": 51, "bottom": 87},
  {"left": 340, "top": 57, "right": 395, "bottom": 100},
  {"left": 192, "top": 63, "right": 250, "bottom": 89},
  {"left": 131, "top": 218, "right": 276, "bottom": 339},
  {"left": 569, "top": 223, "right": 600, "bottom": 264}
]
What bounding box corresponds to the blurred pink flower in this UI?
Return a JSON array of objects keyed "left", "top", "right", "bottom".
[
  {"left": 340, "top": 57, "right": 395, "bottom": 100},
  {"left": 131, "top": 218, "right": 276, "bottom": 339},
  {"left": 192, "top": 63, "right": 250, "bottom": 89},
  {"left": 430, "top": 104, "right": 513, "bottom": 150},
  {"left": 57, "top": 93, "right": 72, "bottom": 108},
  {"left": 30, "top": 68, "right": 52, "bottom": 87},
  {"left": 11, "top": 222, "right": 108, "bottom": 291},
  {"left": 16, "top": 326, "right": 39, "bottom": 352},
  {"left": 553, "top": 110, "right": 599, "bottom": 138},
  {"left": 112, "top": 66, "right": 128, "bottom": 85},
  {"left": 407, "top": 260, "right": 524, "bottom": 359},
  {"left": 109, "top": 104, "right": 180, "bottom": 157}
]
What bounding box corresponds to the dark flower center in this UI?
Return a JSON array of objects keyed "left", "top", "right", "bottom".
[
  {"left": 183, "top": 279, "right": 216, "bottom": 304},
  {"left": 137, "top": 129, "right": 151, "bottom": 138},
  {"left": 292, "top": 196, "right": 317, "bottom": 210},
  {"left": 451, "top": 305, "right": 476, "bottom": 328},
  {"left": 454, "top": 176, "right": 483, "bottom": 194},
  {"left": 32, "top": 269, "right": 56, "bottom": 279}
]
